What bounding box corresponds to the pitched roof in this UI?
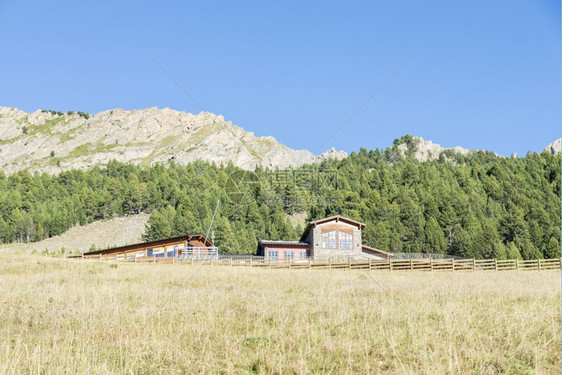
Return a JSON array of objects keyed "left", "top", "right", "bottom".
[
  {"left": 300, "top": 215, "right": 366, "bottom": 241},
  {"left": 361, "top": 244, "right": 394, "bottom": 257},
  {"left": 83, "top": 234, "right": 213, "bottom": 256}
]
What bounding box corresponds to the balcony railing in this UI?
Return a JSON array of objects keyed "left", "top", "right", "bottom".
[{"left": 177, "top": 246, "right": 219, "bottom": 260}]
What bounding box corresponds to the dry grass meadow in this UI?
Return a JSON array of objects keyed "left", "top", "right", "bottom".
[{"left": 0, "top": 254, "right": 560, "bottom": 374}]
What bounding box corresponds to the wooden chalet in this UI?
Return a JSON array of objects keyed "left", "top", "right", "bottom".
[{"left": 258, "top": 215, "right": 394, "bottom": 260}]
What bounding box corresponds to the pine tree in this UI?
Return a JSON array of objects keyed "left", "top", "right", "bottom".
[
  {"left": 143, "top": 206, "right": 175, "bottom": 241},
  {"left": 506, "top": 241, "right": 523, "bottom": 260},
  {"left": 423, "top": 217, "right": 446, "bottom": 254},
  {"left": 214, "top": 216, "right": 238, "bottom": 253},
  {"left": 545, "top": 236, "right": 560, "bottom": 259}
]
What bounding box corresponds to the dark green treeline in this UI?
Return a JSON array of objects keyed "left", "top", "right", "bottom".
[{"left": 0, "top": 141, "right": 559, "bottom": 259}]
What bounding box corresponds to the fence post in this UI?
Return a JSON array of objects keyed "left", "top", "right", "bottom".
[
  {"left": 191, "top": 258, "right": 194, "bottom": 265},
  {"left": 538, "top": 259, "right": 541, "bottom": 272},
  {"left": 472, "top": 258, "right": 476, "bottom": 271},
  {"left": 494, "top": 258, "right": 498, "bottom": 272},
  {"left": 369, "top": 259, "right": 372, "bottom": 271},
  {"left": 289, "top": 259, "right": 292, "bottom": 269},
  {"left": 250, "top": 258, "right": 253, "bottom": 268},
  {"left": 349, "top": 258, "right": 352, "bottom": 270},
  {"left": 329, "top": 258, "right": 332, "bottom": 270},
  {"left": 409, "top": 258, "right": 413, "bottom": 271},
  {"left": 516, "top": 258, "right": 519, "bottom": 271},
  {"left": 230, "top": 257, "right": 233, "bottom": 266},
  {"left": 430, "top": 258, "right": 433, "bottom": 271},
  {"left": 451, "top": 258, "right": 455, "bottom": 272},
  {"left": 389, "top": 260, "right": 393, "bottom": 272}
]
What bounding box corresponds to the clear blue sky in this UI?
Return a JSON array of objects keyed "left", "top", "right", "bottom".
[{"left": 1, "top": 0, "right": 559, "bottom": 156}]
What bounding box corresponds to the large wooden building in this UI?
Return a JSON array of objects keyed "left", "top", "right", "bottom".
[{"left": 257, "top": 215, "right": 393, "bottom": 260}]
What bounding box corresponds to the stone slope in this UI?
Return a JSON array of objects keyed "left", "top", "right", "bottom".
[
  {"left": 544, "top": 138, "right": 561, "bottom": 154},
  {"left": 0, "top": 213, "right": 149, "bottom": 254},
  {"left": 0, "top": 107, "right": 347, "bottom": 173}
]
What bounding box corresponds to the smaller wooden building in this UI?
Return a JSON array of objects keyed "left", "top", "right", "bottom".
[
  {"left": 82, "top": 234, "right": 216, "bottom": 259},
  {"left": 256, "top": 240, "right": 310, "bottom": 260}
]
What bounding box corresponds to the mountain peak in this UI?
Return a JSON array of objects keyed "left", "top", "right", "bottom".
[
  {"left": 544, "top": 139, "right": 561, "bottom": 154},
  {"left": 393, "top": 135, "right": 476, "bottom": 162}
]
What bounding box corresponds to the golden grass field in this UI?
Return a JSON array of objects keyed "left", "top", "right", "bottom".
[{"left": 0, "top": 254, "right": 560, "bottom": 374}]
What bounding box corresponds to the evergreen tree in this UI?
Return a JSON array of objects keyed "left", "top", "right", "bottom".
[
  {"left": 423, "top": 217, "right": 446, "bottom": 254},
  {"left": 506, "top": 241, "right": 523, "bottom": 260},
  {"left": 143, "top": 206, "right": 175, "bottom": 240},
  {"left": 545, "top": 236, "right": 560, "bottom": 259}
]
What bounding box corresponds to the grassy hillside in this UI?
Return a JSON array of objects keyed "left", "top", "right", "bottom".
[
  {"left": 0, "top": 213, "right": 149, "bottom": 254},
  {"left": 0, "top": 254, "right": 559, "bottom": 373}
]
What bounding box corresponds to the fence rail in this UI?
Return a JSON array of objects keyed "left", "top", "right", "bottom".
[{"left": 76, "top": 254, "right": 561, "bottom": 272}]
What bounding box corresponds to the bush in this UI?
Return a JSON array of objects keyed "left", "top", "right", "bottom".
[{"left": 50, "top": 150, "right": 55, "bottom": 157}]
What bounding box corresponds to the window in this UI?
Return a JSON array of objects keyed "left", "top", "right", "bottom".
[
  {"left": 322, "top": 231, "right": 336, "bottom": 248},
  {"left": 147, "top": 249, "right": 153, "bottom": 256},
  {"left": 300, "top": 252, "right": 307, "bottom": 259},
  {"left": 338, "top": 232, "right": 353, "bottom": 249},
  {"left": 268, "top": 250, "right": 278, "bottom": 259},
  {"left": 285, "top": 252, "right": 294, "bottom": 260}
]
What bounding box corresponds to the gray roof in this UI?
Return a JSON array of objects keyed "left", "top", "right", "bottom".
[
  {"left": 258, "top": 240, "right": 309, "bottom": 246},
  {"left": 300, "top": 215, "right": 366, "bottom": 241}
]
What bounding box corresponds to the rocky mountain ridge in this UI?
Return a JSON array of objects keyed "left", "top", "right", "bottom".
[
  {"left": 0, "top": 106, "right": 346, "bottom": 174},
  {"left": 0, "top": 106, "right": 557, "bottom": 174}
]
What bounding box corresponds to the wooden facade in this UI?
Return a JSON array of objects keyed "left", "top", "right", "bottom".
[
  {"left": 259, "top": 215, "right": 394, "bottom": 260},
  {"left": 257, "top": 240, "right": 310, "bottom": 260},
  {"left": 83, "top": 234, "right": 213, "bottom": 258}
]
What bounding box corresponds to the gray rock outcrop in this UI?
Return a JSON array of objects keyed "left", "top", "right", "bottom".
[{"left": 544, "top": 139, "right": 561, "bottom": 154}]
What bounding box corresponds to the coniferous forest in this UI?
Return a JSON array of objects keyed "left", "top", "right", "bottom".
[{"left": 0, "top": 139, "right": 559, "bottom": 260}]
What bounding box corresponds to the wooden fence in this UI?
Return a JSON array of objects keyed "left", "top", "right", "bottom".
[{"left": 78, "top": 254, "right": 561, "bottom": 272}]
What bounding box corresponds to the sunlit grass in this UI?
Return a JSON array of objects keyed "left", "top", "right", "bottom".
[{"left": 0, "top": 254, "right": 559, "bottom": 374}]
